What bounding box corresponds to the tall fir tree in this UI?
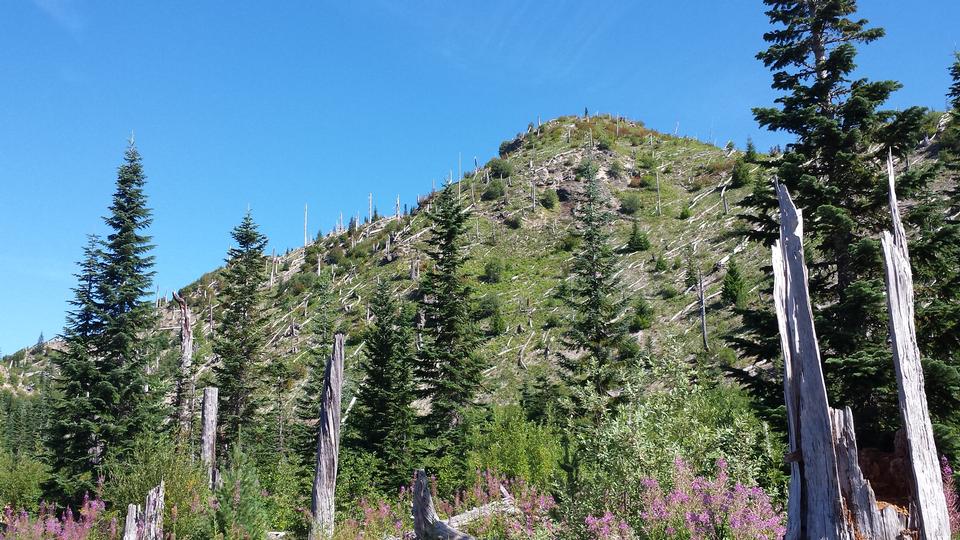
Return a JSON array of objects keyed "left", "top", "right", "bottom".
[
  {"left": 560, "top": 174, "right": 628, "bottom": 408},
  {"left": 292, "top": 270, "right": 336, "bottom": 468},
  {"left": 736, "top": 0, "right": 960, "bottom": 449},
  {"left": 94, "top": 141, "right": 162, "bottom": 460},
  {"left": 349, "top": 281, "right": 417, "bottom": 490},
  {"left": 47, "top": 235, "right": 106, "bottom": 500},
  {"left": 214, "top": 211, "right": 269, "bottom": 456},
  {"left": 416, "top": 183, "right": 482, "bottom": 444}
]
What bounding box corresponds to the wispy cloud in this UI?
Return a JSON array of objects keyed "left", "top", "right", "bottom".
[{"left": 31, "top": 0, "right": 85, "bottom": 38}]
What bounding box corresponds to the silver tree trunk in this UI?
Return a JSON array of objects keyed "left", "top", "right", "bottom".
[
  {"left": 310, "top": 333, "right": 345, "bottom": 540},
  {"left": 172, "top": 291, "right": 195, "bottom": 439},
  {"left": 200, "top": 386, "right": 218, "bottom": 489}
]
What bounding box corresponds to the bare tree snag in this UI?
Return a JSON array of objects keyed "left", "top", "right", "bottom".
[
  {"left": 172, "top": 291, "right": 195, "bottom": 440},
  {"left": 413, "top": 470, "right": 476, "bottom": 540},
  {"left": 310, "top": 333, "right": 345, "bottom": 540},
  {"left": 697, "top": 268, "right": 709, "bottom": 351},
  {"left": 201, "top": 387, "right": 218, "bottom": 489},
  {"left": 880, "top": 154, "right": 951, "bottom": 539},
  {"left": 123, "top": 504, "right": 139, "bottom": 540},
  {"left": 655, "top": 167, "right": 662, "bottom": 216},
  {"left": 772, "top": 183, "right": 850, "bottom": 540},
  {"left": 142, "top": 481, "right": 164, "bottom": 540}
]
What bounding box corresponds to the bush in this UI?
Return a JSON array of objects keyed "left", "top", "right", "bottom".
[
  {"left": 477, "top": 294, "right": 502, "bottom": 318},
  {"left": 558, "top": 233, "right": 581, "bottom": 252},
  {"left": 504, "top": 214, "right": 522, "bottom": 229},
  {"left": 731, "top": 157, "right": 751, "bottom": 188},
  {"left": 619, "top": 192, "right": 642, "bottom": 215},
  {"left": 212, "top": 447, "right": 269, "bottom": 540},
  {"left": 103, "top": 437, "right": 211, "bottom": 539},
  {"left": 629, "top": 297, "right": 654, "bottom": 332},
  {"left": 483, "top": 259, "right": 505, "bottom": 283},
  {"left": 575, "top": 160, "right": 599, "bottom": 181},
  {"left": 627, "top": 222, "right": 651, "bottom": 252},
  {"left": 653, "top": 253, "right": 668, "bottom": 272},
  {"left": 597, "top": 135, "right": 614, "bottom": 151},
  {"left": 489, "top": 158, "right": 514, "bottom": 178},
  {"left": 608, "top": 161, "right": 625, "bottom": 180},
  {"left": 482, "top": 179, "right": 506, "bottom": 201},
  {"left": 325, "top": 246, "right": 346, "bottom": 265},
  {"left": 490, "top": 307, "right": 507, "bottom": 336},
  {"left": 660, "top": 285, "right": 679, "bottom": 299},
  {"left": 678, "top": 204, "right": 692, "bottom": 220},
  {"left": 465, "top": 405, "right": 562, "bottom": 489},
  {"left": 540, "top": 189, "right": 559, "bottom": 209},
  {"left": 0, "top": 449, "right": 47, "bottom": 513}
]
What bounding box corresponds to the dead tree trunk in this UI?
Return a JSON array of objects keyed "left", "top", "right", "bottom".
[
  {"left": 655, "top": 167, "right": 662, "bottom": 216},
  {"left": 413, "top": 469, "right": 476, "bottom": 540},
  {"left": 201, "top": 387, "right": 218, "bottom": 489},
  {"left": 697, "top": 268, "right": 709, "bottom": 351},
  {"left": 310, "top": 333, "right": 345, "bottom": 540},
  {"left": 171, "top": 291, "right": 195, "bottom": 439},
  {"left": 880, "top": 154, "right": 951, "bottom": 539},
  {"left": 773, "top": 183, "right": 908, "bottom": 539},
  {"left": 121, "top": 482, "right": 164, "bottom": 540}
]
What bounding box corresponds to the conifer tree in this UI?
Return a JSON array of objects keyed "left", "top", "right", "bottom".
[
  {"left": 560, "top": 175, "right": 628, "bottom": 408},
  {"left": 721, "top": 259, "right": 748, "bottom": 309},
  {"left": 94, "top": 141, "right": 162, "bottom": 460},
  {"left": 415, "top": 183, "right": 482, "bottom": 442},
  {"left": 626, "top": 221, "right": 650, "bottom": 252},
  {"left": 214, "top": 211, "right": 268, "bottom": 455},
  {"left": 292, "top": 270, "right": 335, "bottom": 467},
  {"left": 737, "top": 0, "right": 957, "bottom": 447},
  {"left": 744, "top": 137, "right": 758, "bottom": 162},
  {"left": 47, "top": 235, "right": 105, "bottom": 499},
  {"left": 349, "top": 281, "right": 416, "bottom": 489}
]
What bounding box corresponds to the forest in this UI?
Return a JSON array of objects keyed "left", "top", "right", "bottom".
[{"left": 2, "top": 1, "right": 960, "bottom": 539}]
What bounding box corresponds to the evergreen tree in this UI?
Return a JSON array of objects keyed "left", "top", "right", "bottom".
[
  {"left": 32, "top": 333, "right": 44, "bottom": 355},
  {"left": 626, "top": 221, "right": 650, "bottom": 252},
  {"left": 560, "top": 176, "right": 628, "bottom": 409},
  {"left": 350, "top": 281, "right": 416, "bottom": 490},
  {"left": 744, "top": 137, "right": 758, "bottom": 162},
  {"left": 47, "top": 236, "right": 105, "bottom": 500},
  {"left": 721, "top": 259, "right": 748, "bottom": 309},
  {"left": 736, "top": 0, "right": 956, "bottom": 448},
  {"left": 415, "top": 183, "right": 482, "bottom": 442},
  {"left": 292, "top": 270, "right": 335, "bottom": 467},
  {"left": 94, "top": 141, "right": 161, "bottom": 461},
  {"left": 213, "top": 211, "right": 268, "bottom": 455},
  {"left": 949, "top": 52, "right": 960, "bottom": 112}
]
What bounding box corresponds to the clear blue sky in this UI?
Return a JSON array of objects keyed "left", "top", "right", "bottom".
[{"left": 1, "top": 1, "right": 958, "bottom": 354}]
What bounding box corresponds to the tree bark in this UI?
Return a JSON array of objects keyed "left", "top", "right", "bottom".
[
  {"left": 201, "top": 387, "right": 218, "bottom": 489},
  {"left": 123, "top": 504, "right": 139, "bottom": 540},
  {"left": 310, "top": 333, "right": 345, "bottom": 540},
  {"left": 880, "top": 154, "right": 951, "bottom": 539},
  {"left": 142, "top": 481, "right": 164, "bottom": 540},
  {"left": 172, "top": 291, "right": 195, "bottom": 440}
]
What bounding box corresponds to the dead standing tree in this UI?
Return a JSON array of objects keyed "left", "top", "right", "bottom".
[
  {"left": 772, "top": 178, "right": 949, "bottom": 539},
  {"left": 171, "top": 291, "right": 195, "bottom": 439},
  {"left": 310, "top": 332, "right": 345, "bottom": 540},
  {"left": 200, "top": 387, "right": 218, "bottom": 489},
  {"left": 122, "top": 481, "right": 165, "bottom": 540}
]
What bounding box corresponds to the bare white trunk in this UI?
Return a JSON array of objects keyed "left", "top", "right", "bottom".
[
  {"left": 171, "top": 291, "right": 195, "bottom": 439},
  {"left": 310, "top": 333, "right": 345, "bottom": 540},
  {"left": 200, "top": 387, "right": 218, "bottom": 489},
  {"left": 413, "top": 469, "right": 476, "bottom": 540}
]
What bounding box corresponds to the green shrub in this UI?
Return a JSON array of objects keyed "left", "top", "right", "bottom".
[
  {"left": 483, "top": 259, "right": 505, "bottom": 283},
  {"left": 574, "top": 159, "right": 599, "bottom": 181},
  {"left": 558, "top": 233, "right": 581, "bottom": 252},
  {"left": 477, "top": 294, "right": 502, "bottom": 318},
  {"left": 608, "top": 161, "right": 625, "bottom": 179},
  {"left": 627, "top": 222, "right": 651, "bottom": 252},
  {"left": 490, "top": 308, "right": 507, "bottom": 336},
  {"left": 326, "top": 246, "right": 346, "bottom": 265},
  {"left": 619, "top": 192, "right": 642, "bottom": 215},
  {"left": 103, "top": 436, "right": 211, "bottom": 540},
  {"left": 262, "top": 453, "right": 308, "bottom": 534},
  {"left": 722, "top": 259, "right": 748, "bottom": 308},
  {"left": 482, "top": 179, "right": 506, "bottom": 201},
  {"left": 678, "top": 204, "right": 692, "bottom": 219},
  {"left": 731, "top": 158, "right": 751, "bottom": 188},
  {"left": 465, "top": 405, "right": 562, "bottom": 489},
  {"left": 654, "top": 253, "right": 668, "bottom": 272},
  {"left": 505, "top": 214, "right": 522, "bottom": 229},
  {"left": 212, "top": 447, "right": 269, "bottom": 540},
  {"left": 660, "top": 285, "right": 679, "bottom": 299},
  {"left": 0, "top": 449, "right": 47, "bottom": 513},
  {"left": 540, "top": 189, "right": 559, "bottom": 209},
  {"left": 489, "top": 158, "right": 514, "bottom": 178},
  {"left": 597, "top": 135, "right": 614, "bottom": 151},
  {"left": 629, "top": 297, "right": 654, "bottom": 332}
]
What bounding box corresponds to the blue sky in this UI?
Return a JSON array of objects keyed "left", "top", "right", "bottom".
[{"left": 1, "top": 1, "right": 958, "bottom": 353}]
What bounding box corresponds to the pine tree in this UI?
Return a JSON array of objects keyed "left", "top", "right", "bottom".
[
  {"left": 292, "top": 270, "right": 335, "bottom": 467},
  {"left": 721, "top": 259, "right": 748, "bottom": 309},
  {"left": 94, "top": 141, "right": 162, "bottom": 461},
  {"left": 415, "top": 183, "right": 482, "bottom": 442},
  {"left": 744, "top": 137, "right": 758, "bottom": 162},
  {"left": 737, "top": 0, "right": 954, "bottom": 448},
  {"left": 213, "top": 211, "right": 268, "bottom": 455},
  {"left": 949, "top": 52, "right": 960, "bottom": 113},
  {"left": 626, "top": 221, "right": 650, "bottom": 252},
  {"left": 350, "top": 281, "right": 416, "bottom": 490},
  {"left": 47, "top": 235, "right": 105, "bottom": 500},
  {"left": 560, "top": 176, "right": 628, "bottom": 407}
]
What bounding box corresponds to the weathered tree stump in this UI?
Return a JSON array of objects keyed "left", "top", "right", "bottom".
[
  {"left": 310, "top": 333, "right": 345, "bottom": 540},
  {"left": 412, "top": 469, "right": 476, "bottom": 540},
  {"left": 171, "top": 291, "right": 195, "bottom": 439},
  {"left": 200, "top": 386, "right": 218, "bottom": 489},
  {"left": 121, "top": 481, "right": 164, "bottom": 540}
]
